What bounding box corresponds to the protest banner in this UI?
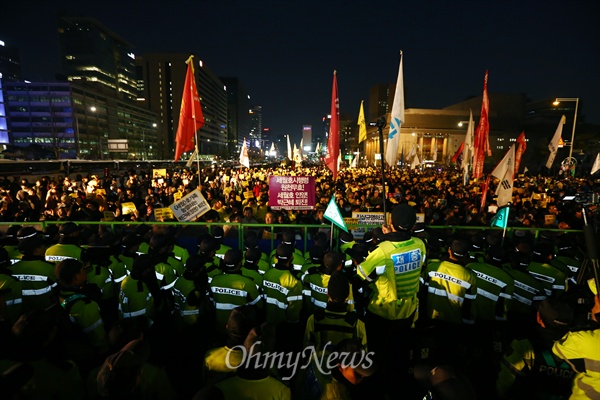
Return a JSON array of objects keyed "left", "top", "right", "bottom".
[
  {"left": 154, "top": 207, "right": 175, "bottom": 221},
  {"left": 350, "top": 212, "right": 385, "bottom": 240},
  {"left": 121, "top": 202, "right": 137, "bottom": 215},
  {"left": 269, "top": 176, "right": 315, "bottom": 210},
  {"left": 153, "top": 168, "right": 167, "bottom": 177},
  {"left": 169, "top": 189, "right": 211, "bottom": 222}
]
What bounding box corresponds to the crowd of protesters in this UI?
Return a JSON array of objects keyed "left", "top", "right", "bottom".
[
  {"left": 1, "top": 164, "right": 599, "bottom": 230},
  {"left": 0, "top": 163, "right": 599, "bottom": 399}
]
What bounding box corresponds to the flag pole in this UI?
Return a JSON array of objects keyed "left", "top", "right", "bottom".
[
  {"left": 187, "top": 56, "right": 201, "bottom": 187},
  {"left": 330, "top": 221, "right": 334, "bottom": 250},
  {"left": 376, "top": 117, "right": 387, "bottom": 219},
  {"left": 501, "top": 204, "right": 510, "bottom": 247}
]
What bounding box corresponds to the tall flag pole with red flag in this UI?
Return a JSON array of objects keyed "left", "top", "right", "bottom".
[
  {"left": 174, "top": 56, "right": 205, "bottom": 183},
  {"left": 472, "top": 70, "right": 491, "bottom": 179},
  {"left": 325, "top": 71, "right": 340, "bottom": 180}
]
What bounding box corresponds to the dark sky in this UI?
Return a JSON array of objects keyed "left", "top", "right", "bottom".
[{"left": 2, "top": 0, "right": 599, "bottom": 144}]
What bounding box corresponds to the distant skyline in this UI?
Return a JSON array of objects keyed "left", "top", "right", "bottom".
[{"left": 2, "top": 0, "right": 599, "bottom": 145}]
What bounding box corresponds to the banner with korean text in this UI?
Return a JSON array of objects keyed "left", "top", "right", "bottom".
[
  {"left": 269, "top": 176, "right": 315, "bottom": 210},
  {"left": 350, "top": 212, "right": 385, "bottom": 240},
  {"left": 169, "top": 189, "right": 211, "bottom": 221}
]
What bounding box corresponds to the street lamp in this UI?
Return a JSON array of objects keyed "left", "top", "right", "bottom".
[{"left": 553, "top": 97, "right": 579, "bottom": 165}]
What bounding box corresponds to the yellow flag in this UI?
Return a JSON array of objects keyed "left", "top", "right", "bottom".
[{"left": 358, "top": 100, "right": 367, "bottom": 144}]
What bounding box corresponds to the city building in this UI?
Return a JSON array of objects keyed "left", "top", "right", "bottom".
[
  {"left": 302, "top": 125, "right": 312, "bottom": 153},
  {"left": 3, "top": 81, "right": 158, "bottom": 160},
  {"left": 58, "top": 15, "right": 138, "bottom": 102},
  {"left": 221, "top": 77, "right": 252, "bottom": 157},
  {"left": 0, "top": 38, "right": 23, "bottom": 147},
  {"left": 137, "top": 54, "right": 228, "bottom": 159},
  {"left": 248, "top": 105, "right": 263, "bottom": 152}
]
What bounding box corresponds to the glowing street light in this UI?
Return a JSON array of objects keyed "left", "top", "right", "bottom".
[{"left": 553, "top": 97, "right": 579, "bottom": 165}]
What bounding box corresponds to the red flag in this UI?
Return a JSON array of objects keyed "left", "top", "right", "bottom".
[
  {"left": 514, "top": 131, "right": 527, "bottom": 175},
  {"left": 472, "top": 71, "right": 490, "bottom": 179},
  {"left": 325, "top": 71, "right": 340, "bottom": 180},
  {"left": 452, "top": 142, "right": 465, "bottom": 163},
  {"left": 174, "top": 56, "right": 204, "bottom": 162}
]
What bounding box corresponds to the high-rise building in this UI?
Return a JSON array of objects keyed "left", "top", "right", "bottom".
[
  {"left": 249, "top": 105, "right": 263, "bottom": 150},
  {"left": 3, "top": 81, "right": 158, "bottom": 160},
  {"left": 137, "top": 54, "right": 228, "bottom": 158},
  {"left": 58, "top": 15, "right": 138, "bottom": 102},
  {"left": 0, "top": 38, "right": 22, "bottom": 146},
  {"left": 368, "top": 83, "right": 394, "bottom": 123},
  {"left": 221, "top": 77, "right": 251, "bottom": 156},
  {"left": 302, "top": 125, "right": 312, "bottom": 153},
  {"left": 0, "top": 38, "right": 23, "bottom": 83}
]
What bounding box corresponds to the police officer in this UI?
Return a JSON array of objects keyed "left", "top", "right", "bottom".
[
  {"left": 211, "top": 226, "right": 231, "bottom": 261},
  {"left": 356, "top": 204, "right": 426, "bottom": 358},
  {"left": 261, "top": 244, "right": 304, "bottom": 326},
  {"left": 552, "top": 289, "right": 600, "bottom": 400},
  {"left": 202, "top": 305, "right": 258, "bottom": 385},
  {"left": 421, "top": 238, "right": 478, "bottom": 325},
  {"left": 496, "top": 298, "right": 576, "bottom": 400},
  {"left": 148, "top": 233, "right": 179, "bottom": 293},
  {"left": 172, "top": 254, "right": 210, "bottom": 329},
  {"left": 302, "top": 251, "right": 354, "bottom": 314},
  {"left": 209, "top": 249, "right": 262, "bottom": 336},
  {"left": 526, "top": 243, "right": 568, "bottom": 298},
  {"left": 304, "top": 270, "right": 367, "bottom": 354},
  {"left": 241, "top": 247, "right": 265, "bottom": 285},
  {"left": 118, "top": 254, "right": 157, "bottom": 321},
  {"left": 269, "top": 229, "right": 306, "bottom": 276},
  {"left": 466, "top": 245, "right": 515, "bottom": 323},
  {"left": 503, "top": 242, "right": 547, "bottom": 328},
  {"left": 10, "top": 232, "right": 56, "bottom": 313},
  {"left": 44, "top": 222, "right": 84, "bottom": 263},
  {"left": 198, "top": 237, "right": 221, "bottom": 283},
  {"left": 55, "top": 258, "right": 109, "bottom": 359},
  {"left": 0, "top": 248, "right": 22, "bottom": 324},
  {"left": 420, "top": 238, "right": 478, "bottom": 369}
]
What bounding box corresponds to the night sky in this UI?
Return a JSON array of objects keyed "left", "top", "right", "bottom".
[{"left": 2, "top": 0, "right": 599, "bottom": 144}]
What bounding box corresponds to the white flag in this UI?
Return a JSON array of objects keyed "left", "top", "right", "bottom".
[
  {"left": 185, "top": 148, "right": 198, "bottom": 169},
  {"left": 462, "top": 111, "right": 474, "bottom": 186},
  {"left": 239, "top": 138, "right": 250, "bottom": 168},
  {"left": 269, "top": 142, "right": 275, "bottom": 155},
  {"left": 293, "top": 143, "right": 299, "bottom": 162},
  {"left": 407, "top": 144, "right": 417, "bottom": 162},
  {"left": 491, "top": 144, "right": 516, "bottom": 207},
  {"left": 412, "top": 153, "right": 420, "bottom": 169},
  {"left": 592, "top": 153, "right": 600, "bottom": 175},
  {"left": 462, "top": 110, "right": 475, "bottom": 169},
  {"left": 545, "top": 116, "right": 566, "bottom": 169},
  {"left": 287, "top": 135, "right": 292, "bottom": 160},
  {"left": 351, "top": 155, "right": 358, "bottom": 168},
  {"left": 337, "top": 151, "right": 342, "bottom": 170},
  {"left": 385, "top": 51, "right": 405, "bottom": 166},
  {"left": 431, "top": 138, "right": 438, "bottom": 161},
  {"left": 299, "top": 138, "right": 304, "bottom": 161},
  {"left": 524, "top": 166, "right": 529, "bottom": 175}
]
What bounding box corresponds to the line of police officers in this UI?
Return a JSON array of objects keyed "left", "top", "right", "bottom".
[{"left": 0, "top": 206, "right": 599, "bottom": 399}]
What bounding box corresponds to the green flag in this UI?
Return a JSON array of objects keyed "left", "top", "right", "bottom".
[
  {"left": 323, "top": 196, "right": 348, "bottom": 232},
  {"left": 491, "top": 206, "right": 509, "bottom": 229}
]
